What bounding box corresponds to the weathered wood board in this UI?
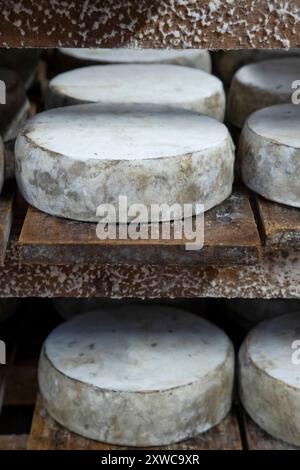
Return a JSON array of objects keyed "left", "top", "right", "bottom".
[
  {"left": 244, "top": 414, "right": 300, "bottom": 450},
  {"left": 18, "top": 189, "right": 260, "bottom": 266},
  {"left": 255, "top": 196, "right": 300, "bottom": 249},
  {"left": 0, "top": 1, "right": 299, "bottom": 49}
]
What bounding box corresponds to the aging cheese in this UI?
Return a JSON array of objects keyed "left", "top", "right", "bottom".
[
  {"left": 15, "top": 104, "right": 234, "bottom": 223},
  {"left": 47, "top": 64, "right": 225, "bottom": 121},
  {"left": 240, "top": 104, "right": 300, "bottom": 208},
  {"left": 239, "top": 313, "right": 300, "bottom": 446},
  {"left": 39, "top": 306, "right": 234, "bottom": 446},
  {"left": 58, "top": 48, "right": 212, "bottom": 73},
  {"left": 228, "top": 58, "right": 300, "bottom": 129}
]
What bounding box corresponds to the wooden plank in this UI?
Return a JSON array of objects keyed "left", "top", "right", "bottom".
[
  {"left": 255, "top": 196, "right": 300, "bottom": 249},
  {"left": 0, "top": 435, "right": 28, "bottom": 450},
  {"left": 0, "top": 184, "right": 14, "bottom": 265},
  {"left": 244, "top": 414, "right": 300, "bottom": 450},
  {"left": 18, "top": 189, "right": 261, "bottom": 266},
  {"left": 0, "top": 1, "right": 299, "bottom": 49},
  {"left": 27, "top": 397, "right": 242, "bottom": 450}
]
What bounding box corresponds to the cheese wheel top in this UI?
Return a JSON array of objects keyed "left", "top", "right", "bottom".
[
  {"left": 59, "top": 48, "right": 210, "bottom": 65},
  {"left": 44, "top": 307, "right": 232, "bottom": 392},
  {"left": 20, "top": 104, "right": 229, "bottom": 162},
  {"left": 247, "top": 314, "right": 300, "bottom": 389},
  {"left": 235, "top": 57, "right": 300, "bottom": 94},
  {"left": 49, "top": 64, "right": 222, "bottom": 108},
  {"left": 246, "top": 103, "right": 300, "bottom": 149}
]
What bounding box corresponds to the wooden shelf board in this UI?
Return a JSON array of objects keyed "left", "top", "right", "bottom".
[
  {"left": 0, "top": 1, "right": 300, "bottom": 49},
  {"left": 255, "top": 196, "right": 300, "bottom": 249},
  {"left": 27, "top": 397, "right": 242, "bottom": 451},
  {"left": 18, "top": 189, "right": 261, "bottom": 266}
]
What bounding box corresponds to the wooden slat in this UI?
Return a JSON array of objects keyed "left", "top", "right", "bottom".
[
  {"left": 0, "top": 184, "right": 14, "bottom": 265},
  {"left": 27, "top": 398, "right": 242, "bottom": 450},
  {"left": 255, "top": 196, "right": 300, "bottom": 249},
  {"left": 244, "top": 414, "right": 300, "bottom": 450},
  {"left": 18, "top": 189, "right": 261, "bottom": 266},
  {"left": 0, "top": 1, "right": 299, "bottom": 49},
  {"left": 0, "top": 435, "right": 28, "bottom": 450}
]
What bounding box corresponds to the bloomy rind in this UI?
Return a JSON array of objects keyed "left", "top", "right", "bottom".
[
  {"left": 15, "top": 113, "right": 235, "bottom": 223},
  {"left": 39, "top": 343, "right": 234, "bottom": 446},
  {"left": 240, "top": 121, "right": 300, "bottom": 209},
  {"left": 239, "top": 332, "right": 300, "bottom": 446}
]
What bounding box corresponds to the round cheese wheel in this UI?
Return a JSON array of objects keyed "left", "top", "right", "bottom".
[
  {"left": 215, "top": 49, "right": 300, "bottom": 85},
  {"left": 240, "top": 104, "right": 300, "bottom": 208},
  {"left": 58, "top": 48, "right": 212, "bottom": 73},
  {"left": 239, "top": 313, "right": 300, "bottom": 446},
  {"left": 47, "top": 64, "right": 225, "bottom": 121},
  {"left": 228, "top": 58, "right": 300, "bottom": 128},
  {"left": 39, "top": 306, "right": 234, "bottom": 446},
  {"left": 15, "top": 104, "right": 234, "bottom": 223},
  {"left": 0, "top": 136, "right": 4, "bottom": 193},
  {"left": 226, "top": 299, "right": 300, "bottom": 331}
]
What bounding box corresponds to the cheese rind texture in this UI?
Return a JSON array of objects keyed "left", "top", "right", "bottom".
[
  {"left": 239, "top": 313, "right": 300, "bottom": 446},
  {"left": 47, "top": 64, "right": 225, "bottom": 121},
  {"left": 15, "top": 104, "right": 235, "bottom": 222},
  {"left": 240, "top": 104, "right": 300, "bottom": 208},
  {"left": 228, "top": 58, "right": 300, "bottom": 128},
  {"left": 59, "top": 48, "right": 212, "bottom": 72},
  {"left": 39, "top": 306, "right": 234, "bottom": 446}
]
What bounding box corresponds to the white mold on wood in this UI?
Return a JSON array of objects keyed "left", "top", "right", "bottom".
[
  {"left": 39, "top": 306, "right": 234, "bottom": 446},
  {"left": 240, "top": 103, "right": 300, "bottom": 208},
  {"left": 239, "top": 313, "right": 300, "bottom": 446},
  {"left": 15, "top": 104, "right": 234, "bottom": 223},
  {"left": 47, "top": 64, "right": 225, "bottom": 120}
]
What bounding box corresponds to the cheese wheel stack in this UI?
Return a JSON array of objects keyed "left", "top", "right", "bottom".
[
  {"left": 240, "top": 104, "right": 300, "bottom": 208},
  {"left": 47, "top": 64, "right": 225, "bottom": 121},
  {"left": 239, "top": 313, "right": 300, "bottom": 446},
  {"left": 39, "top": 306, "right": 234, "bottom": 446},
  {"left": 15, "top": 104, "right": 234, "bottom": 223},
  {"left": 58, "top": 48, "right": 212, "bottom": 73},
  {"left": 228, "top": 58, "right": 300, "bottom": 129}
]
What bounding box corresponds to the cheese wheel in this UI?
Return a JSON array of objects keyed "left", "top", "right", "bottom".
[
  {"left": 47, "top": 64, "right": 225, "bottom": 121},
  {"left": 226, "top": 299, "right": 300, "bottom": 331},
  {"left": 239, "top": 313, "right": 300, "bottom": 446},
  {"left": 240, "top": 104, "right": 300, "bottom": 208},
  {"left": 228, "top": 58, "right": 300, "bottom": 128},
  {"left": 39, "top": 306, "right": 234, "bottom": 446},
  {"left": 58, "top": 48, "right": 212, "bottom": 73},
  {"left": 15, "top": 104, "right": 234, "bottom": 223},
  {"left": 215, "top": 49, "right": 300, "bottom": 85},
  {"left": 0, "top": 136, "right": 4, "bottom": 193}
]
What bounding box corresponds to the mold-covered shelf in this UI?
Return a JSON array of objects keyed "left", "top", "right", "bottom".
[{"left": 0, "top": 0, "right": 299, "bottom": 49}]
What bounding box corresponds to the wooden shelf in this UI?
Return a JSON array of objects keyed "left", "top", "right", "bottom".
[
  {"left": 0, "top": 1, "right": 299, "bottom": 49},
  {"left": 18, "top": 188, "right": 260, "bottom": 267},
  {"left": 255, "top": 196, "right": 300, "bottom": 249}
]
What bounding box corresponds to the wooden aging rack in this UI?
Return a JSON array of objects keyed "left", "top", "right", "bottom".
[{"left": 0, "top": 0, "right": 299, "bottom": 451}]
